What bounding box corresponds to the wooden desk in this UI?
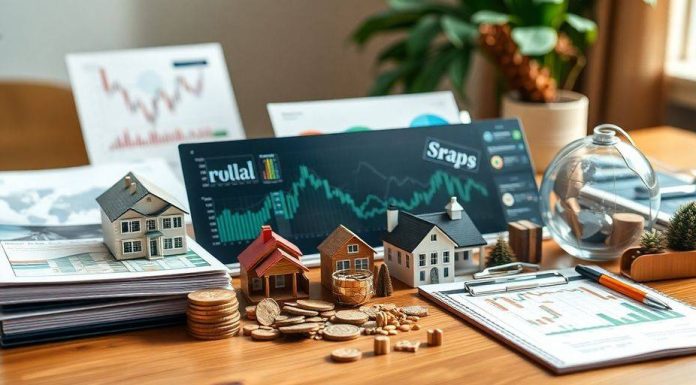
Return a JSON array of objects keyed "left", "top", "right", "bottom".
[{"left": 2, "top": 126, "right": 696, "bottom": 385}]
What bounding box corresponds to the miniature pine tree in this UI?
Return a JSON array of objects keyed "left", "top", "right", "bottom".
[
  {"left": 377, "top": 264, "right": 393, "bottom": 297},
  {"left": 667, "top": 202, "right": 696, "bottom": 251},
  {"left": 486, "top": 236, "right": 516, "bottom": 268},
  {"left": 639, "top": 229, "right": 667, "bottom": 254}
]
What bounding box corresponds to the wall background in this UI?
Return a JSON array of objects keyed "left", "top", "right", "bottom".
[{"left": 0, "top": 0, "right": 405, "bottom": 138}]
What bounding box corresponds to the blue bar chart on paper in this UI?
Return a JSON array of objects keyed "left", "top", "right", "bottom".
[{"left": 180, "top": 120, "right": 542, "bottom": 264}]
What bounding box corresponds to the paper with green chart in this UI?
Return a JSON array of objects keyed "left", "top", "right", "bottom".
[{"left": 419, "top": 267, "right": 696, "bottom": 374}]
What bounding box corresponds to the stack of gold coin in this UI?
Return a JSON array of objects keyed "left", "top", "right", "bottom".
[{"left": 187, "top": 288, "right": 241, "bottom": 340}]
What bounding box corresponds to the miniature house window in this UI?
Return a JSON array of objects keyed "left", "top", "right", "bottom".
[
  {"left": 123, "top": 240, "right": 142, "bottom": 254},
  {"left": 455, "top": 254, "right": 459, "bottom": 262},
  {"left": 163, "top": 238, "right": 173, "bottom": 250},
  {"left": 173, "top": 216, "right": 183, "bottom": 228},
  {"left": 174, "top": 237, "right": 183, "bottom": 249},
  {"left": 121, "top": 219, "right": 140, "bottom": 233},
  {"left": 397, "top": 251, "right": 402, "bottom": 265},
  {"left": 443, "top": 251, "right": 450, "bottom": 263},
  {"left": 387, "top": 248, "right": 392, "bottom": 261},
  {"left": 420, "top": 271, "right": 425, "bottom": 282},
  {"left": 251, "top": 278, "right": 262, "bottom": 291},
  {"left": 444, "top": 267, "right": 449, "bottom": 277},
  {"left": 430, "top": 252, "right": 438, "bottom": 265},
  {"left": 430, "top": 234, "right": 437, "bottom": 241},
  {"left": 162, "top": 218, "right": 172, "bottom": 229},
  {"left": 347, "top": 244, "right": 359, "bottom": 254},
  {"left": 336, "top": 260, "right": 350, "bottom": 271},
  {"left": 275, "top": 275, "right": 286, "bottom": 288},
  {"left": 406, "top": 255, "right": 410, "bottom": 268},
  {"left": 419, "top": 254, "right": 426, "bottom": 267},
  {"left": 146, "top": 219, "right": 156, "bottom": 231},
  {"left": 355, "top": 258, "right": 368, "bottom": 270},
  {"left": 462, "top": 251, "right": 470, "bottom": 260}
]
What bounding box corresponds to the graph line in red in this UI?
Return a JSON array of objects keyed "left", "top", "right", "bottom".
[{"left": 99, "top": 67, "right": 204, "bottom": 124}]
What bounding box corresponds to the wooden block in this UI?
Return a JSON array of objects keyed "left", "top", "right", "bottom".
[
  {"left": 508, "top": 221, "right": 529, "bottom": 262},
  {"left": 621, "top": 247, "right": 696, "bottom": 282},
  {"left": 606, "top": 213, "right": 644, "bottom": 249},
  {"left": 519, "top": 220, "right": 542, "bottom": 264},
  {"left": 374, "top": 336, "right": 390, "bottom": 355},
  {"left": 394, "top": 340, "right": 420, "bottom": 352},
  {"left": 427, "top": 329, "right": 443, "bottom": 347}
]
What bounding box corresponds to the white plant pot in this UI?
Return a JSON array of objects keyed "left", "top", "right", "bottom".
[{"left": 502, "top": 90, "right": 589, "bottom": 172}]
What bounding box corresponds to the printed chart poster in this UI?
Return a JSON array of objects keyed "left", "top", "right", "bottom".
[
  {"left": 267, "top": 91, "right": 462, "bottom": 137},
  {"left": 66, "top": 43, "right": 245, "bottom": 166}
]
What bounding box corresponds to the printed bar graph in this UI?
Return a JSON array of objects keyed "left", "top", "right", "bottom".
[{"left": 483, "top": 283, "right": 685, "bottom": 336}]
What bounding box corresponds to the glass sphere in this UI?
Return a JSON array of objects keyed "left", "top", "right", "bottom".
[{"left": 539, "top": 124, "right": 660, "bottom": 260}]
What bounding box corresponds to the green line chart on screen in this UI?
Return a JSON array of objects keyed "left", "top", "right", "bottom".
[{"left": 207, "top": 165, "right": 489, "bottom": 244}]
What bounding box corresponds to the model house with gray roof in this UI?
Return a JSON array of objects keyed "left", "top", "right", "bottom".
[
  {"left": 382, "top": 197, "right": 486, "bottom": 287},
  {"left": 96, "top": 172, "right": 188, "bottom": 260}
]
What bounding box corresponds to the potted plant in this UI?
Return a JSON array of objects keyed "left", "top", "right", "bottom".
[
  {"left": 621, "top": 203, "right": 696, "bottom": 282},
  {"left": 353, "top": 0, "right": 652, "bottom": 170}
]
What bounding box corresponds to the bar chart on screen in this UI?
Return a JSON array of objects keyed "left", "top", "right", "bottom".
[{"left": 66, "top": 43, "right": 244, "bottom": 166}]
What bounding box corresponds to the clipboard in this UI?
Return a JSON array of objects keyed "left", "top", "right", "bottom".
[{"left": 418, "top": 267, "right": 696, "bottom": 374}]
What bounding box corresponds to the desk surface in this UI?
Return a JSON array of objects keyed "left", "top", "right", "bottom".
[{"left": 2, "top": 126, "right": 696, "bottom": 385}]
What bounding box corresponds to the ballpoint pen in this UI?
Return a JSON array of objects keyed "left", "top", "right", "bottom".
[{"left": 575, "top": 265, "right": 672, "bottom": 310}]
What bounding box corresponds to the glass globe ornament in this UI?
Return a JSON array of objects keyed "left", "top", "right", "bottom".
[{"left": 539, "top": 124, "right": 660, "bottom": 261}]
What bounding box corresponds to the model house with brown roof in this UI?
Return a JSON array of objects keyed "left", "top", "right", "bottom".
[
  {"left": 317, "top": 225, "right": 376, "bottom": 289},
  {"left": 237, "top": 225, "right": 310, "bottom": 303}
]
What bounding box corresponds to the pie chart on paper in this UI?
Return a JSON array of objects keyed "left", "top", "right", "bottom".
[{"left": 409, "top": 114, "right": 449, "bottom": 127}]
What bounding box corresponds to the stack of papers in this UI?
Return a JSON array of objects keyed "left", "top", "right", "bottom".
[{"left": 0, "top": 237, "right": 230, "bottom": 347}]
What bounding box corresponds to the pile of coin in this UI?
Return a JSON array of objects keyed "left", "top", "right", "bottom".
[
  {"left": 243, "top": 300, "right": 429, "bottom": 342},
  {"left": 187, "top": 288, "right": 241, "bottom": 340}
]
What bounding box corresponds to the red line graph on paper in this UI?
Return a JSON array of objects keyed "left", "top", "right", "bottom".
[
  {"left": 108, "top": 127, "right": 226, "bottom": 150},
  {"left": 99, "top": 67, "right": 204, "bottom": 124}
]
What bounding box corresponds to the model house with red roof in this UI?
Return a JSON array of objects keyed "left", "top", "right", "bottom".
[{"left": 237, "top": 225, "right": 310, "bottom": 303}]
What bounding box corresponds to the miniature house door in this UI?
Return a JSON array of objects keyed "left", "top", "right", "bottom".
[
  {"left": 430, "top": 267, "right": 439, "bottom": 284},
  {"left": 149, "top": 239, "right": 158, "bottom": 257}
]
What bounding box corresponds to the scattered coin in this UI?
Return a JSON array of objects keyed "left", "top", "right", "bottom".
[
  {"left": 274, "top": 316, "right": 305, "bottom": 326},
  {"left": 296, "top": 299, "right": 335, "bottom": 312},
  {"left": 334, "top": 310, "right": 369, "bottom": 325},
  {"left": 394, "top": 340, "right": 421, "bottom": 352},
  {"left": 330, "top": 348, "right": 362, "bottom": 363},
  {"left": 189, "top": 303, "right": 237, "bottom": 313},
  {"left": 251, "top": 328, "right": 280, "bottom": 341},
  {"left": 278, "top": 322, "right": 321, "bottom": 334},
  {"left": 188, "top": 289, "right": 237, "bottom": 306},
  {"left": 305, "top": 316, "right": 324, "bottom": 323},
  {"left": 283, "top": 306, "right": 319, "bottom": 316},
  {"left": 320, "top": 310, "right": 336, "bottom": 317},
  {"left": 256, "top": 298, "right": 281, "bottom": 326},
  {"left": 401, "top": 305, "right": 429, "bottom": 317},
  {"left": 323, "top": 324, "right": 361, "bottom": 341},
  {"left": 243, "top": 324, "right": 259, "bottom": 336}
]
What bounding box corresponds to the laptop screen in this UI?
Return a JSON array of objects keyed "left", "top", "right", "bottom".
[{"left": 179, "top": 119, "right": 541, "bottom": 264}]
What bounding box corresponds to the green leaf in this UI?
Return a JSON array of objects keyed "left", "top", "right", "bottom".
[
  {"left": 441, "top": 15, "right": 477, "bottom": 48},
  {"left": 408, "top": 48, "right": 458, "bottom": 92},
  {"left": 565, "top": 13, "right": 597, "bottom": 42},
  {"left": 389, "top": 0, "right": 428, "bottom": 11},
  {"left": 448, "top": 49, "right": 471, "bottom": 98},
  {"left": 471, "top": 10, "right": 509, "bottom": 25},
  {"left": 352, "top": 10, "right": 425, "bottom": 45},
  {"left": 406, "top": 15, "right": 441, "bottom": 57},
  {"left": 511, "top": 26, "right": 558, "bottom": 56},
  {"left": 369, "top": 67, "right": 405, "bottom": 95},
  {"left": 377, "top": 40, "right": 409, "bottom": 63}
]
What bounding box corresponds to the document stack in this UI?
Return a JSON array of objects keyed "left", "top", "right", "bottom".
[{"left": 0, "top": 237, "right": 230, "bottom": 347}]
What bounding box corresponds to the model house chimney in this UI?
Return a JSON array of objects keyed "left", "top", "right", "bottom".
[
  {"left": 124, "top": 175, "right": 132, "bottom": 188},
  {"left": 445, "top": 196, "right": 463, "bottom": 220},
  {"left": 387, "top": 205, "right": 399, "bottom": 232},
  {"left": 128, "top": 182, "right": 137, "bottom": 195},
  {"left": 261, "top": 225, "right": 273, "bottom": 243}
]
